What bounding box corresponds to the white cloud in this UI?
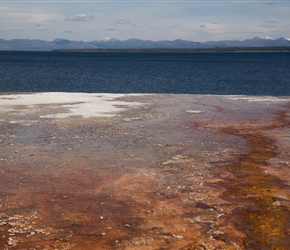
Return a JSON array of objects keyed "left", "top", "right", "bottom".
[
  {"left": 113, "top": 19, "right": 135, "bottom": 27},
  {"left": 0, "top": 1, "right": 289, "bottom": 42},
  {"left": 114, "top": 19, "right": 129, "bottom": 25},
  {"left": 65, "top": 14, "right": 95, "bottom": 21},
  {"left": 0, "top": 8, "right": 60, "bottom": 24}
]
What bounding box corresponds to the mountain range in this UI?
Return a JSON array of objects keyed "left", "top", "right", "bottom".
[{"left": 1, "top": 36, "right": 290, "bottom": 51}]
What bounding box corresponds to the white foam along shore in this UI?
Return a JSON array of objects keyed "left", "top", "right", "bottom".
[{"left": 0, "top": 92, "right": 145, "bottom": 118}]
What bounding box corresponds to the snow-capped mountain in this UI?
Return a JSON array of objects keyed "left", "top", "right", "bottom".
[
  {"left": 1, "top": 36, "right": 290, "bottom": 51},
  {"left": 99, "top": 37, "right": 120, "bottom": 42}
]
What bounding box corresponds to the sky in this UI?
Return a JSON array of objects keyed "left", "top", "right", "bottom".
[{"left": 0, "top": 0, "right": 290, "bottom": 42}]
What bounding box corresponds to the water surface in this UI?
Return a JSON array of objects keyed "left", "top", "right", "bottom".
[{"left": 0, "top": 51, "right": 289, "bottom": 95}]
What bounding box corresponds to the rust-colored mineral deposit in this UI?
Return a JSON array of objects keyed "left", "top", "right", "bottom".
[{"left": 0, "top": 93, "right": 290, "bottom": 249}]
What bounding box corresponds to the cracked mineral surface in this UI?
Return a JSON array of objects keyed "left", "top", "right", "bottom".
[{"left": 0, "top": 93, "right": 290, "bottom": 249}]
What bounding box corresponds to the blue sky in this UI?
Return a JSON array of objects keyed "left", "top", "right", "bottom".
[{"left": 0, "top": 0, "right": 289, "bottom": 41}]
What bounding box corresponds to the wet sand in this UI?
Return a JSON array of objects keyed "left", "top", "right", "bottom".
[{"left": 0, "top": 93, "right": 290, "bottom": 249}]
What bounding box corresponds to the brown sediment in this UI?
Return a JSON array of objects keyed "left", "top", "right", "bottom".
[
  {"left": 216, "top": 105, "right": 290, "bottom": 249},
  {"left": 0, "top": 93, "right": 290, "bottom": 249}
]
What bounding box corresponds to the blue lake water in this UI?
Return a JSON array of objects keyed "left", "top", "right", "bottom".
[{"left": 0, "top": 51, "right": 289, "bottom": 95}]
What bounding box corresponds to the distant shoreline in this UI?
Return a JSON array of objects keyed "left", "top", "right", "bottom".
[{"left": 52, "top": 46, "right": 290, "bottom": 53}]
